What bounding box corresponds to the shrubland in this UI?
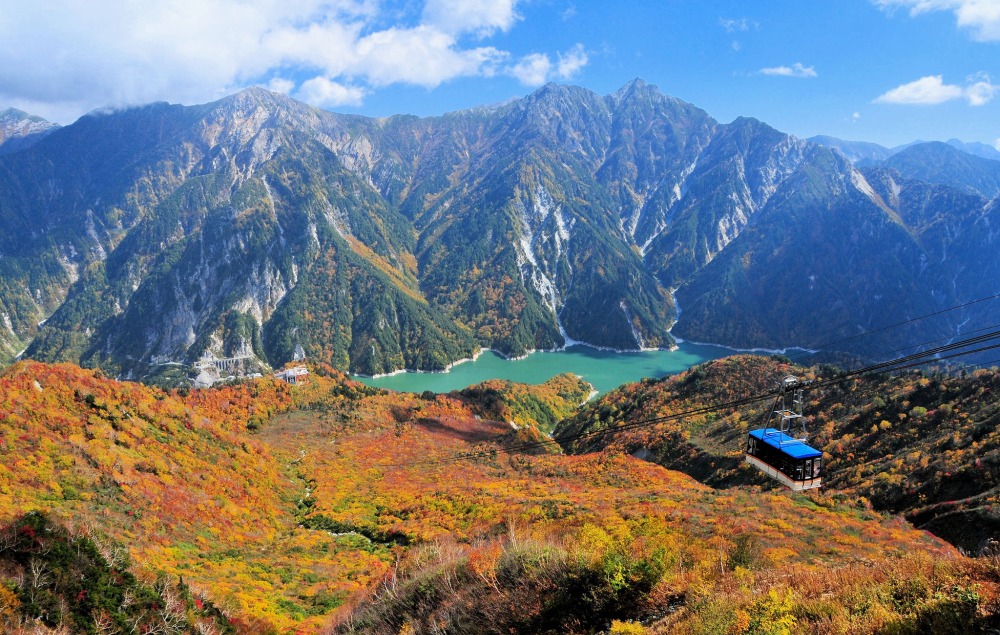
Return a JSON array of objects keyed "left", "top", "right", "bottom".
[
  {"left": 3, "top": 358, "right": 1000, "bottom": 633},
  {"left": 558, "top": 355, "right": 1000, "bottom": 552}
]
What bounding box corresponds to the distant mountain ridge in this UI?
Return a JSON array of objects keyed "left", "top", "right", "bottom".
[
  {"left": 3, "top": 82, "right": 1000, "bottom": 381},
  {"left": 807, "top": 135, "right": 895, "bottom": 163},
  {"left": 0, "top": 107, "right": 59, "bottom": 154},
  {"left": 882, "top": 141, "right": 1000, "bottom": 199},
  {"left": 810, "top": 134, "right": 1000, "bottom": 165}
]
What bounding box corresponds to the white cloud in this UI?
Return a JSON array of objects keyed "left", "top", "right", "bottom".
[
  {"left": 266, "top": 78, "right": 297, "bottom": 96},
  {"left": 509, "top": 44, "right": 588, "bottom": 86},
  {"left": 874, "top": 0, "right": 1000, "bottom": 41},
  {"left": 852, "top": 112, "right": 861, "bottom": 122},
  {"left": 296, "top": 77, "right": 366, "bottom": 107},
  {"left": 510, "top": 54, "right": 552, "bottom": 86},
  {"left": 556, "top": 44, "right": 588, "bottom": 79},
  {"left": 874, "top": 73, "right": 997, "bottom": 105},
  {"left": 964, "top": 71, "right": 998, "bottom": 105},
  {"left": 422, "top": 0, "right": 520, "bottom": 37},
  {"left": 759, "top": 63, "right": 817, "bottom": 78},
  {"left": 352, "top": 26, "right": 506, "bottom": 87},
  {"left": 995, "top": 138, "right": 1000, "bottom": 151},
  {"left": 875, "top": 75, "right": 963, "bottom": 104},
  {"left": 0, "top": 0, "right": 579, "bottom": 122},
  {"left": 719, "top": 17, "right": 756, "bottom": 33}
]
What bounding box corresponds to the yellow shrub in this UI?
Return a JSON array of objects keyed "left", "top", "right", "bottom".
[
  {"left": 0, "top": 585, "right": 19, "bottom": 625},
  {"left": 610, "top": 620, "right": 649, "bottom": 634}
]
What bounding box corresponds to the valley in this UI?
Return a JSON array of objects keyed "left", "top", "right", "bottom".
[
  {"left": 356, "top": 340, "right": 735, "bottom": 395},
  {"left": 3, "top": 357, "right": 1000, "bottom": 633},
  {"left": 5, "top": 2, "right": 1000, "bottom": 633}
]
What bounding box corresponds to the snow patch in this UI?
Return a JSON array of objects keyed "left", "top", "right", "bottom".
[
  {"left": 261, "top": 176, "right": 277, "bottom": 215},
  {"left": 956, "top": 314, "right": 971, "bottom": 335},
  {"left": 323, "top": 200, "right": 352, "bottom": 237},
  {"left": 675, "top": 159, "right": 700, "bottom": 201},
  {"left": 636, "top": 159, "right": 700, "bottom": 252},
  {"left": 56, "top": 247, "right": 80, "bottom": 285}
]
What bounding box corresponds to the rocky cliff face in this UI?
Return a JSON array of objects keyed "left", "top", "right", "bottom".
[{"left": 2, "top": 82, "right": 1000, "bottom": 381}]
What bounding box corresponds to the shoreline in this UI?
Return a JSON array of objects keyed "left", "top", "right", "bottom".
[
  {"left": 353, "top": 336, "right": 817, "bottom": 381},
  {"left": 353, "top": 294, "right": 818, "bottom": 383},
  {"left": 352, "top": 337, "right": 820, "bottom": 397},
  {"left": 670, "top": 336, "right": 818, "bottom": 357},
  {"left": 353, "top": 347, "right": 491, "bottom": 380},
  {"left": 353, "top": 339, "right": 687, "bottom": 380}
]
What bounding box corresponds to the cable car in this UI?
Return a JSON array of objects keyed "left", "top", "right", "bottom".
[{"left": 745, "top": 376, "right": 822, "bottom": 491}]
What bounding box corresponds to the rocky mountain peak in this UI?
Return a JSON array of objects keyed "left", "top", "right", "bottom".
[
  {"left": 204, "top": 85, "right": 311, "bottom": 125},
  {"left": 0, "top": 107, "right": 51, "bottom": 126},
  {"left": 520, "top": 82, "right": 603, "bottom": 112},
  {"left": 194, "top": 86, "right": 331, "bottom": 163},
  {"left": 607, "top": 77, "right": 662, "bottom": 108},
  {"left": 221, "top": 85, "right": 290, "bottom": 109},
  {"left": 0, "top": 107, "right": 60, "bottom": 153}
]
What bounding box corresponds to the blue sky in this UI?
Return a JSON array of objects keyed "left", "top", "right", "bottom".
[{"left": 1, "top": 0, "right": 997, "bottom": 148}]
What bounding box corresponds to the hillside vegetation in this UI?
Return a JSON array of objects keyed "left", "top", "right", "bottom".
[
  {"left": 3, "top": 359, "right": 1000, "bottom": 633},
  {"left": 557, "top": 354, "right": 1000, "bottom": 553}
]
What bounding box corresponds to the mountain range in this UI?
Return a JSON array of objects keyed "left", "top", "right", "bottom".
[
  {"left": 2, "top": 80, "right": 1000, "bottom": 380},
  {"left": 810, "top": 134, "right": 1000, "bottom": 164}
]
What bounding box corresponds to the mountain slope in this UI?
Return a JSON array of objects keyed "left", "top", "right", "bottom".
[
  {"left": 3, "top": 85, "right": 695, "bottom": 377},
  {"left": 7, "top": 359, "right": 1000, "bottom": 634},
  {"left": 11, "top": 91, "right": 479, "bottom": 378},
  {"left": 556, "top": 355, "right": 1000, "bottom": 553},
  {"left": 947, "top": 138, "right": 1000, "bottom": 162},
  {"left": 645, "top": 116, "right": 808, "bottom": 288},
  {"left": 808, "top": 134, "right": 894, "bottom": 164},
  {"left": 5, "top": 83, "right": 1000, "bottom": 379},
  {"left": 884, "top": 141, "right": 1000, "bottom": 199},
  {"left": 670, "top": 148, "right": 936, "bottom": 354}
]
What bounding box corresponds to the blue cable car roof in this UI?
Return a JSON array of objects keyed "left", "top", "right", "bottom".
[{"left": 748, "top": 428, "right": 822, "bottom": 459}]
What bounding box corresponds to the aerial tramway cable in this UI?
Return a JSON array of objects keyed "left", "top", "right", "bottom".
[{"left": 783, "top": 291, "right": 1000, "bottom": 363}]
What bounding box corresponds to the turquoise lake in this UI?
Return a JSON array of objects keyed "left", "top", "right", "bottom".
[{"left": 355, "top": 341, "right": 734, "bottom": 395}]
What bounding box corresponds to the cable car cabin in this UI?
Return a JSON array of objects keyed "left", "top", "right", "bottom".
[{"left": 746, "top": 428, "right": 822, "bottom": 491}]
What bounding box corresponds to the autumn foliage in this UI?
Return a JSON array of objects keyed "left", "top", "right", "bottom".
[
  {"left": 559, "top": 354, "right": 1000, "bottom": 553},
  {"left": 3, "top": 358, "right": 1000, "bottom": 633}
]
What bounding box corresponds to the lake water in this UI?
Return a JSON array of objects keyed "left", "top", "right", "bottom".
[{"left": 355, "top": 341, "right": 733, "bottom": 395}]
